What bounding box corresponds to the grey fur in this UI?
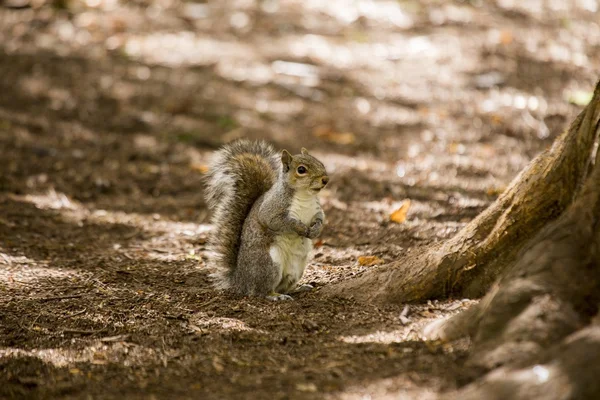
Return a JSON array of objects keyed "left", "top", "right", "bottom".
[{"left": 204, "top": 139, "right": 328, "bottom": 298}]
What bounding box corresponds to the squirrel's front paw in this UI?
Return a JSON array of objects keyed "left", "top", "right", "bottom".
[
  {"left": 266, "top": 293, "right": 294, "bottom": 301},
  {"left": 307, "top": 219, "right": 323, "bottom": 239}
]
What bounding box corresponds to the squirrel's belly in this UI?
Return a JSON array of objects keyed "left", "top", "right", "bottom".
[{"left": 269, "top": 234, "right": 312, "bottom": 285}]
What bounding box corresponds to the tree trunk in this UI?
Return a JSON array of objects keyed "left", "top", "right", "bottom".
[
  {"left": 325, "top": 81, "right": 600, "bottom": 304},
  {"left": 424, "top": 87, "right": 600, "bottom": 398}
]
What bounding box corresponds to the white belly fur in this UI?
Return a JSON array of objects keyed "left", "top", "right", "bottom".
[{"left": 269, "top": 191, "right": 320, "bottom": 291}]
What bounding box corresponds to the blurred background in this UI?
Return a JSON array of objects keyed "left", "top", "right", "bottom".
[
  {"left": 1, "top": 0, "right": 598, "bottom": 223},
  {"left": 0, "top": 1, "right": 599, "bottom": 398}
]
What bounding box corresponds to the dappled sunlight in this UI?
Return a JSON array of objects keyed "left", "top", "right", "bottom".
[
  {"left": 12, "top": 189, "right": 210, "bottom": 234},
  {"left": 1, "top": 0, "right": 600, "bottom": 398},
  {"left": 0, "top": 252, "right": 84, "bottom": 285},
  {"left": 83, "top": 208, "right": 211, "bottom": 236},
  {"left": 338, "top": 299, "right": 476, "bottom": 345},
  {"left": 332, "top": 377, "right": 439, "bottom": 400},
  {"left": 188, "top": 314, "right": 266, "bottom": 334},
  {"left": 339, "top": 329, "right": 416, "bottom": 344},
  {"left": 1, "top": 341, "right": 167, "bottom": 369},
  {"left": 314, "top": 152, "right": 390, "bottom": 174},
  {"left": 298, "top": 0, "right": 414, "bottom": 29},
  {"left": 12, "top": 189, "right": 211, "bottom": 266},
  {"left": 19, "top": 189, "right": 79, "bottom": 211},
  {"left": 124, "top": 33, "right": 256, "bottom": 67},
  {"left": 497, "top": 0, "right": 598, "bottom": 17}
]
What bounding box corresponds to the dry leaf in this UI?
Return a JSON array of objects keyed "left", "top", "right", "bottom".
[
  {"left": 500, "top": 30, "right": 513, "bottom": 45},
  {"left": 313, "top": 125, "right": 355, "bottom": 145},
  {"left": 358, "top": 255, "right": 384, "bottom": 266},
  {"left": 390, "top": 200, "right": 411, "bottom": 223},
  {"left": 486, "top": 187, "right": 505, "bottom": 197},
  {"left": 190, "top": 163, "right": 209, "bottom": 174},
  {"left": 490, "top": 114, "right": 503, "bottom": 125}
]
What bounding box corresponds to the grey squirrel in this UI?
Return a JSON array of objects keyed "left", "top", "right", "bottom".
[{"left": 204, "top": 139, "right": 329, "bottom": 301}]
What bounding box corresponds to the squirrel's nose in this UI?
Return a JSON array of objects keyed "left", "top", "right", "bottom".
[{"left": 322, "top": 176, "right": 329, "bottom": 186}]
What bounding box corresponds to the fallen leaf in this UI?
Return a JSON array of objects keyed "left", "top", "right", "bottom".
[
  {"left": 490, "top": 114, "right": 503, "bottom": 125},
  {"left": 358, "top": 255, "right": 384, "bottom": 266},
  {"left": 486, "top": 187, "right": 505, "bottom": 197},
  {"left": 447, "top": 143, "right": 459, "bottom": 154},
  {"left": 190, "top": 163, "right": 209, "bottom": 173},
  {"left": 390, "top": 200, "right": 411, "bottom": 223},
  {"left": 499, "top": 30, "right": 513, "bottom": 45},
  {"left": 313, "top": 125, "right": 355, "bottom": 145}
]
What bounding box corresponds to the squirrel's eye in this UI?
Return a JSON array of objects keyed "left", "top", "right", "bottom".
[{"left": 297, "top": 166, "right": 307, "bottom": 174}]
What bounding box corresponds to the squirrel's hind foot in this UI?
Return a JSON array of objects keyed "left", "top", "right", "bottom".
[
  {"left": 291, "top": 284, "right": 314, "bottom": 293},
  {"left": 266, "top": 293, "right": 294, "bottom": 301}
]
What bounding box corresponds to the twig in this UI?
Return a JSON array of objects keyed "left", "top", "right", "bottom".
[
  {"left": 63, "top": 309, "right": 87, "bottom": 319},
  {"left": 62, "top": 328, "right": 106, "bottom": 336},
  {"left": 144, "top": 247, "right": 171, "bottom": 254},
  {"left": 10, "top": 279, "right": 33, "bottom": 286},
  {"left": 100, "top": 334, "right": 130, "bottom": 343},
  {"left": 401, "top": 305, "right": 410, "bottom": 318},
  {"left": 0, "top": 252, "right": 12, "bottom": 266},
  {"left": 197, "top": 297, "right": 219, "bottom": 308},
  {"left": 34, "top": 294, "right": 83, "bottom": 302},
  {"left": 400, "top": 305, "right": 411, "bottom": 325}
]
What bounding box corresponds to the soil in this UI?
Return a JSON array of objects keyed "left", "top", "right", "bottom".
[{"left": 0, "top": 0, "right": 599, "bottom": 399}]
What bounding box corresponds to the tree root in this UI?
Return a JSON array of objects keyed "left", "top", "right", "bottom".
[
  {"left": 422, "top": 80, "right": 600, "bottom": 399},
  {"left": 326, "top": 80, "right": 600, "bottom": 304}
]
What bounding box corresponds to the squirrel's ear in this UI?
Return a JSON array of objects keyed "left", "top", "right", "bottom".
[
  {"left": 281, "top": 150, "right": 292, "bottom": 172},
  {"left": 301, "top": 147, "right": 309, "bottom": 155}
]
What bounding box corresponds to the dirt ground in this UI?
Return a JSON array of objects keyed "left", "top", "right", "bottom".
[{"left": 1, "top": 0, "right": 599, "bottom": 399}]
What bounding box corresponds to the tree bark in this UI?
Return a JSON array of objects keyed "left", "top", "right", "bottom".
[
  {"left": 325, "top": 81, "right": 600, "bottom": 304},
  {"left": 423, "top": 84, "right": 600, "bottom": 398}
]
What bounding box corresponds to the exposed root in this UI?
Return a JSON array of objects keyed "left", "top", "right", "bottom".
[{"left": 326, "top": 80, "right": 600, "bottom": 304}]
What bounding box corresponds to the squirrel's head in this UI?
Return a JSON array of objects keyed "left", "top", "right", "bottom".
[{"left": 281, "top": 148, "right": 329, "bottom": 193}]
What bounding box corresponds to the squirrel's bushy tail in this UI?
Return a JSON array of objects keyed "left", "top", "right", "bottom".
[{"left": 204, "top": 139, "right": 278, "bottom": 289}]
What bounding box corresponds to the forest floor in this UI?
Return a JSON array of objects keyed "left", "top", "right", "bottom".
[{"left": 1, "top": 0, "right": 599, "bottom": 399}]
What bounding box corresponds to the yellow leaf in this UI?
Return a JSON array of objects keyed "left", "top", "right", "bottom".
[
  {"left": 500, "top": 30, "right": 513, "bottom": 45},
  {"left": 190, "top": 163, "right": 209, "bottom": 174},
  {"left": 390, "top": 200, "right": 411, "bottom": 223},
  {"left": 490, "top": 114, "right": 503, "bottom": 125},
  {"left": 486, "top": 187, "right": 505, "bottom": 197},
  {"left": 326, "top": 132, "right": 355, "bottom": 145},
  {"left": 313, "top": 125, "right": 356, "bottom": 145},
  {"left": 358, "top": 255, "right": 384, "bottom": 266}
]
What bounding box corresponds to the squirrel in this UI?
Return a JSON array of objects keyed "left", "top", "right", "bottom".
[{"left": 204, "top": 139, "right": 329, "bottom": 301}]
